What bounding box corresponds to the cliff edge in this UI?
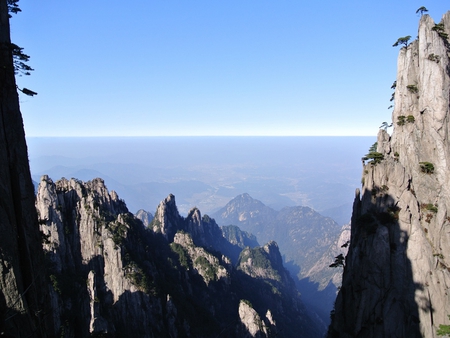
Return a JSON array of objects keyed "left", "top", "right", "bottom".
[{"left": 329, "top": 12, "right": 450, "bottom": 338}]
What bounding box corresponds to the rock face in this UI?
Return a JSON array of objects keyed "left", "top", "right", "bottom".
[
  {"left": 0, "top": 1, "right": 51, "bottom": 335},
  {"left": 238, "top": 300, "right": 269, "bottom": 338},
  {"left": 329, "top": 12, "right": 450, "bottom": 338},
  {"left": 35, "top": 176, "right": 322, "bottom": 337}
]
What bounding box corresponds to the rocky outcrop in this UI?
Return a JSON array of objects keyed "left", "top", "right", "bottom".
[
  {"left": 238, "top": 300, "right": 269, "bottom": 337},
  {"left": 329, "top": 12, "right": 450, "bottom": 338},
  {"left": 152, "top": 193, "right": 180, "bottom": 240},
  {"left": 34, "top": 177, "right": 323, "bottom": 337},
  {"left": 173, "top": 231, "right": 230, "bottom": 285},
  {"left": 36, "top": 176, "right": 165, "bottom": 337},
  {"left": 236, "top": 241, "right": 323, "bottom": 337},
  {"left": 238, "top": 241, "right": 288, "bottom": 282}
]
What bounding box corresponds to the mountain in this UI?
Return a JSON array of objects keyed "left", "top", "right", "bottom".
[
  {"left": 28, "top": 136, "right": 371, "bottom": 220},
  {"left": 135, "top": 209, "right": 153, "bottom": 226},
  {"left": 329, "top": 12, "right": 450, "bottom": 337},
  {"left": 212, "top": 193, "right": 344, "bottom": 286},
  {"left": 212, "top": 193, "right": 347, "bottom": 325},
  {"left": 34, "top": 176, "right": 322, "bottom": 337}
]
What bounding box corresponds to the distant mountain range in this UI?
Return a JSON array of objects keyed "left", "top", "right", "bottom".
[
  {"left": 211, "top": 193, "right": 350, "bottom": 324},
  {"left": 28, "top": 136, "right": 373, "bottom": 225}
]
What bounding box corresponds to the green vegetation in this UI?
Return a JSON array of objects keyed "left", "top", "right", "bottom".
[
  {"left": 432, "top": 23, "right": 449, "bottom": 40},
  {"left": 362, "top": 142, "right": 384, "bottom": 165},
  {"left": 389, "top": 80, "right": 397, "bottom": 105},
  {"left": 406, "top": 115, "right": 415, "bottom": 123},
  {"left": 393, "top": 35, "right": 411, "bottom": 48},
  {"left": 397, "top": 115, "right": 415, "bottom": 125},
  {"left": 421, "top": 203, "right": 438, "bottom": 213},
  {"left": 329, "top": 254, "right": 345, "bottom": 268},
  {"left": 419, "top": 161, "right": 435, "bottom": 174},
  {"left": 437, "top": 315, "right": 450, "bottom": 336},
  {"left": 49, "top": 274, "right": 62, "bottom": 295},
  {"left": 363, "top": 151, "right": 384, "bottom": 165},
  {"left": 194, "top": 256, "right": 217, "bottom": 281},
  {"left": 416, "top": 6, "right": 428, "bottom": 16},
  {"left": 170, "top": 242, "right": 190, "bottom": 269},
  {"left": 127, "top": 268, "right": 152, "bottom": 293},
  {"left": 8, "top": 0, "right": 37, "bottom": 97},
  {"left": 406, "top": 84, "right": 419, "bottom": 93},
  {"left": 240, "top": 248, "right": 271, "bottom": 270},
  {"left": 369, "top": 142, "right": 378, "bottom": 152},
  {"left": 109, "top": 221, "right": 128, "bottom": 246},
  {"left": 428, "top": 53, "right": 441, "bottom": 63},
  {"left": 380, "top": 122, "right": 392, "bottom": 130}
]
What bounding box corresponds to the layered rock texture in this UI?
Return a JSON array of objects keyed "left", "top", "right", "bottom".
[
  {"left": 329, "top": 12, "right": 450, "bottom": 338},
  {"left": 34, "top": 176, "right": 322, "bottom": 337}
]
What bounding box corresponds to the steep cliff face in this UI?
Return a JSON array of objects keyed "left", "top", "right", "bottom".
[
  {"left": 36, "top": 176, "right": 166, "bottom": 337},
  {"left": 329, "top": 12, "right": 450, "bottom": 338},
  {"left": 36, "top": 176, "right": 322, "bottom": 337},
  {"left": 0, "top": 1, "right": 51, "bottom": 336}
]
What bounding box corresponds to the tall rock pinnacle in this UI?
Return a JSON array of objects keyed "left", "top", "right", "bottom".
[{"left": 329, "top": 12, "right": 450, "bottom": 338}]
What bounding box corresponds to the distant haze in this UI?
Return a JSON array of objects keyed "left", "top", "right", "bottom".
[{"left": 28, "top": 136, "right": 374, "bottom": 224}]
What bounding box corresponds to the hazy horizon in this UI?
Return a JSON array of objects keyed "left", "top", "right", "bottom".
[{"left": 27, "top": 136, "right": 374, "bottom": 224}]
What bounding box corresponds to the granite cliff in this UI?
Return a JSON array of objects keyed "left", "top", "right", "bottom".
[
  {"left": 35, "top": 176, "right": 322, "bottom": 337},
  {"left": 329, "top": 12, "right": 450, "bottom": 337},
  {"left": 0, "top": 1, "right": 51, "bottom": 335}
]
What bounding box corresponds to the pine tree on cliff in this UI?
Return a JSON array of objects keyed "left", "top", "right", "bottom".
[{"left": 0, "top": 0, "right": 51, "bottom": 336}]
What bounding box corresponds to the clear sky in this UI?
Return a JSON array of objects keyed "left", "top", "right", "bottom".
[{"left": 10, "top": 1, "right": 449, "bottom": 137}]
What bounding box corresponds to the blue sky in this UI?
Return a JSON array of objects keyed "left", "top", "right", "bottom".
[{"left": 11, "top": 1, "right": 449, "bottom": 136}]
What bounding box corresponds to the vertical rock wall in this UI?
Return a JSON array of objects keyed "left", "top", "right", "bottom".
[
  {"left": 0, "top": 0, "right": 51, "bottom": 335},
  {"left": 329, "top": 12, "right": 450, "bottom": 338}
]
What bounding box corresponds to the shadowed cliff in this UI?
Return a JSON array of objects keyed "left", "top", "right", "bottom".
[
  {"left": 0, "top": 1, "right": 52, "bottom": 336},
  {"left": 329, "top": 188, "right": 422, "bottom": 337},
  {"left": 329, "top": 11, "right": 450, "bottom": 337}
]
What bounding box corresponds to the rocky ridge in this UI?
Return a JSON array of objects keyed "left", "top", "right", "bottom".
[
  {"left": 212, "top": 193, "right": 344, "bottom": 288},
  {"left": 212, "top": 193, "right": 346, "bottom": 327},
  {"left": 35, "top": 176, "right": 322, "bottom": 337},
  {"left": 329, "top": 12, "right": 450, "bottom": 338}
]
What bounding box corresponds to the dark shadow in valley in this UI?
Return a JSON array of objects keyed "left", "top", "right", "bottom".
[
  {"left": 328, "top": 188, "right": 425, "bottom": 337},
  {"left": 283, "top": 260, "right": 336, "bottom": 331}
]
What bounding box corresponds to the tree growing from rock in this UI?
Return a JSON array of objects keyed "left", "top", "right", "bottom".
[
  {"left": 393, "top": 35, "right": 411, "bottom": 48},
  {"left": 416, "top": 6, "right": 428, "bottom": 16}
]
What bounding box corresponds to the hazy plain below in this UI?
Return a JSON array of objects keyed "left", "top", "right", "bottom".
[{"left": 27, "top": 136, "right": 375, "bottom": 225}]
